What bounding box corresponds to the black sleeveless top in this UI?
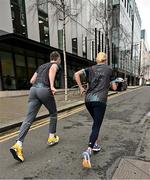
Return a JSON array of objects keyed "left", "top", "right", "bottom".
[{"left": 35, "top": 63, "right": 53, "bottom": 87}]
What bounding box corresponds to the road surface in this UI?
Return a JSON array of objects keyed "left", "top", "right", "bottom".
[{"left": 0, "top": 87, "right": 150, "bottom": 179}]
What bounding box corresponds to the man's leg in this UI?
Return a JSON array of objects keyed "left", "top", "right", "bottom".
[
  {"left": 37, "top": 88, "right": 58, "bottom": 145},
  {"left": 10, "top": 87, "right": 41, "bottom": 162},
  {"left": 17, "top": 98, "right": 42, "bottom": 142}
]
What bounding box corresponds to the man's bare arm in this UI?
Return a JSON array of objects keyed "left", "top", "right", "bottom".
[
  {"left": 49, "top": 64, "right": 58, "bottom": 95},
  {"left": 30, "top": 72, "right": 37, "bottom": 84}
]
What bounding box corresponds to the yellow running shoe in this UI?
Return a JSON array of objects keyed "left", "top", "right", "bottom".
[
  {"left": 82, "top": 151, "right": 91, "bottom": 168},
  {"left": 47, "top": 135, "right": 59, "bottom": 146},
  {"left": 10, "top": 143, "right": 24, "bottom": 162}
]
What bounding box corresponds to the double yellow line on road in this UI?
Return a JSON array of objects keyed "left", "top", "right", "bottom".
[
  {"left": 0, "top": 106, "right": 85, "bottom": 143},
  {"left": 0, "top": 87, "right": 142, "bottom": 143}
]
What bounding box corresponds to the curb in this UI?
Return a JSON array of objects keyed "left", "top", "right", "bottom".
[
  {"left": 127, "top": 86, "right": 141, "bottom": 90},
  {"left": 0, "top": 92, "right": 117, "bottom": 133}
]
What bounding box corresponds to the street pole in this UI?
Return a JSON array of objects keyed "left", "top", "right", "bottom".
[
  {"left": 104, "top": 0, "right": 109, "bottom": 64},
  {"left": 95, "top": 28, "right": 97, "bottom": 59},
  {"left": 129, "top": 14, "right": 134, "bottom": 86},
  {"left": 108, "top": 0, "right": 112, "bottom": 67},
  {"left": 133, "top": 43, "right": 140, "bottom": 85},
  {"left": 104, "top": 0, "right": 112, "bottom": 66},
  {"left": 61, "top": 0, "right": 68, "bottom": 101},
  {"left": 134, "top": 47, "right": 136, "bottom": 85},
  {"left": 138, "top": 42, "right": 142, "bottom": 85},
  {"left": 124, "top": 51, "right": 127, "bottom": 80},
  {"left": 98, "top": 30, "right": 101, "bottom": 52}
]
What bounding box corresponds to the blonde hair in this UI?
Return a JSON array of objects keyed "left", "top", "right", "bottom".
[{"left": 96, "top": 52, "right": 107, "bottom": 64}]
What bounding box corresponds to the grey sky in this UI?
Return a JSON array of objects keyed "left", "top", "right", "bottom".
[{"left": 136, "top": 0, "right": 150, "bottom": 48}]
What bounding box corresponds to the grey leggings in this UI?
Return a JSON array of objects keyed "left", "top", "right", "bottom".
[{"left": 17, "top": 87, "right": 57, "bottom": 142}]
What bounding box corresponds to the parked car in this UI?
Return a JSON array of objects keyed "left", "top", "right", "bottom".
[
  {"left": 115, "top": 77, "right": 127, "bottom": 91},
  {"left": 110, "top": 77, "right": 127, "bottom": 91},
  {"left": 146, "top": 81, "right": 150, "bottom": 86}
]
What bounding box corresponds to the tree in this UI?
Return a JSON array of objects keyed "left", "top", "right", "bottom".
[
  {"left": 119, "top": 24, "right": 132, "bottom": 80},
  {"left": 36, "top": 0, "right": 80, "bottom": 101},
  {"left": 31, "top": 0, "right": 108, "bottom": 97},
  {"left": 89, "top": 0, "right": 113, "bottom": 65}
]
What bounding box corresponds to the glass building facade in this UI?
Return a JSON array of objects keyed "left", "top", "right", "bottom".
[
  {"left": 112, "top": 0, "right": 141, "bottom": 84},
  {"left": 0, "top": 34, "right": 93, "bottom": 90},
  {"left": 0, "top": 0, "right": 100, "bottom": 90}
]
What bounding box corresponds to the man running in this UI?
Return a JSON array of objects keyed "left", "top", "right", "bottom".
[{"left": 10, "top": 51, "right": 61, "bottom": 162}]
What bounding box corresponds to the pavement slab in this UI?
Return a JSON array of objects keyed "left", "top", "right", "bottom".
[{"left": 112, "top": 158, "right": 150, "bottom": 179}]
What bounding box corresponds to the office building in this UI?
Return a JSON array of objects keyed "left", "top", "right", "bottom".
[{"left": 0, "top": 0, "right": 106, "bottom": 90}]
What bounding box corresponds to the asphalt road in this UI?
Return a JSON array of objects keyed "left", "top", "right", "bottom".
[{"left": 0, "top": 87, "right": 150, "bottom": 179}]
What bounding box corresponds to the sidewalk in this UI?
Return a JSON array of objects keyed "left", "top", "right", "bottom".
[
  {"left": 0, "top": 89, "right": 117, "bottom": 133},
  {"left": 127, "top": 85, "right": 141, "bottom": 89}
]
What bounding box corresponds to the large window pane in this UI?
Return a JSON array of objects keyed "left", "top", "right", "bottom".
[
  {"left": 82, "top": 36, "right": 87, "bottom": 58},
  {"left": 15, "top": 54, "right": 27, "bottom": 89},
  {"left": 1, "top": 52, "right": 14, "bottom": 76},
  {"left": 58, "top": 29, "right": 63, "bottom": 50},
  {"left": 72, "top": 38, "right": 78, "bottom": 55},
  {"left": 0, "top": 51, "right": 16, "bottom": 89},
  {"left": 38, "top": 0, "right": 50, "bottom": 45},
  {"left": 91, "top": 41, "right": 95, "bottom": 61},
  {"left": 10, "top": 0, "right": 27, "bottom": 37},
  {"left": 27, "top": 57, "right": 36, "bottom": 79},
  {"left": 37, "top": 58, "right": 45, "bottom": 66}
]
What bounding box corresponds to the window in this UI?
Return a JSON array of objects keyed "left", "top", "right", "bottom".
[
  {"left": 98, "top": 31, "right": 101, "bottom": 52},
  {"left": 58, "top": 29, "right": 63, "bottom": 50},
  {"left": 0, "top": 51, "right": 16, "bottom": 89},
  {"left": 72, "top": 38, "right": 78, "bottom": 55},
  {"left": 129, "top": 5, "right": 132, "bottom": 18},
  {"left": 112, "top": 44, "right": 119, "bottom": 69},
  {"left": 10, "top": 0, "right": 27, "bottom": 37},
  {"left": 67, "top": 65, "right": 75, "bottom": 88},
  {"left": 124, "top": 0, "right": 126, "bottom": 8},
  {"left": 15, "top": 54, "right": 27, "bottom": 89},
  {"left": 37, "top": 53, "right": 45, "bottom": 65},
  {"left": 37, "top": 59, "right": 45, "bottom": 66},
  {"left": 27, "top": 57, "right": 36, "bottom": 80},
  {"left": 91, "top": 41, "right": 95, "bottom": 61},
  {"left": 38, "top": 0, "right": 50, "bottom": 45},
  {"left": 82, "top": 36, "right": 87, "bottom": 58},
  {"left": 127, "top": 0, "right": 129, "bottom": 13},
  {"left": 102, "top": 33, "right": 104, "bottom": 52}
]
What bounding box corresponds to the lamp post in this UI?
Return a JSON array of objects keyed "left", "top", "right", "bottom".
[
  {"left": 129, "top": 14, "right": 134, "bottom": 86},
  {"left": 133, "top": 43, "right": 140, "bottom": 85}
]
